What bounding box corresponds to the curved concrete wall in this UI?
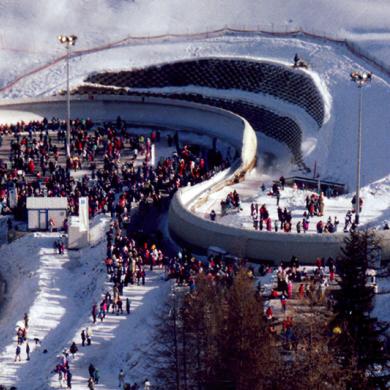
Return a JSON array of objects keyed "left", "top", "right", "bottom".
[
  {"left": 0, "top": 95, "right": 388, "bottom": 264},
  {"left": 170, "top": 194, "right": 390, "bottom": 263}
]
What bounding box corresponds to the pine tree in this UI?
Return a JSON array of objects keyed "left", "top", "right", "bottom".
[
  {"left": 182, "top": 273, "right": 229, "bottom": 389},
  {"left": 222, "top": 269, "right": 279, "bottom": 390},
  {"left": 174, "top": 269, "right": 280, "bottom": 390},
  {"left": 278, "top": 298, "right": 361, "bottom": 390},
  {"left": 149, "top": 292, "right": 182, "bottom": 390},
  {"left": 332, "top": 230, "right": 389, "bottom": 389}
]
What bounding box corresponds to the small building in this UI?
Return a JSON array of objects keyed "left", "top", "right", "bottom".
[{"left": 26, "top": 197, "right": 68, "bottom": 231}]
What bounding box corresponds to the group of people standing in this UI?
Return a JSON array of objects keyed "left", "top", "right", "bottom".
[
  {"left": 14, "top": 313, "right": 30, "bottom": 363},
  {"left": 0, "top": 116, "right": 228, "bottom": 224},
  {"left": 235, "top": 178, "right": 362, "bottom": 234},
  {"left": 265, "top": 255, "right": 336, "bottom": 347},
  {"left": 251, "top": 203, "right": 272, "bottom": 231}
]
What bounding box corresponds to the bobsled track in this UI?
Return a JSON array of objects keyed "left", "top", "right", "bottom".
[{"left": 0, "top": 67, "right": 389, "bottom": 264}]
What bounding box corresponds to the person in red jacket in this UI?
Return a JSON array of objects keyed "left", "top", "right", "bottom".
[
  {"left": 298, "top": 283, "right": 305, "bottom": 299},
  {"left": 266, "top": 217, "right": 272, "bottom": 232},
  {"left": 265, "top": 306, "right": 273, "bottom": 320},
  {"left": 27, "top": 159, "right": 35, "bottom": 174},
  {"left": 287, "top": 281, "right": 293, "bottom": 299}
]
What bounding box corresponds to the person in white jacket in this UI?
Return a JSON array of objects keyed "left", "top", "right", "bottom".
[
  {"left": 143, "top": 378, "right": 151, "bottom": 390},
  {"left": 118, "top": 369, "right": 125, "bottom": 388}
]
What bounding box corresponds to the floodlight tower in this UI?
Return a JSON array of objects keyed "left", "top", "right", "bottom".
[
  {"left": 58, "top": 34, "right": 77, "bottom": 159},
  {"left": 350, "top": 70, "right": 372, "bottom": 224}
]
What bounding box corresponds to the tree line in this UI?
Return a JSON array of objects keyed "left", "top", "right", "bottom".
[{"left": 151, "top": 231, "right": 389, "bottom": 390}]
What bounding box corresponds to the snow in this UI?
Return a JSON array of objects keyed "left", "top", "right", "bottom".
[
  {"left": 0, "top": 109, "right": 42, "bottom": 124},
  {"left": 1, "top": 1, "right": 390, "bottom": 57},
  {"left": 48, "top": 270, "right": 170, "bottom": 389},
  {"left": 372, "top": 275, "right": 390, "bottom": 325},
  {"left": 0, "top": 216, "right": 108, "bottom": 387},
  {"left": 373, "top": 293, "right": 390, "bottom": 325},
  {"left": 0, "top": 215, "right": 170, "bottom": 389}
]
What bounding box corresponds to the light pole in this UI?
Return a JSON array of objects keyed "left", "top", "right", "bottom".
[
  {"left": 350, "top": 70, "right": 371, "bottom": 224},
  {"left": 58, "top": 34, "right": 77, "bottom": 160}
]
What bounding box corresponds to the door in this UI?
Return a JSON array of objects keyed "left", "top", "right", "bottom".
[{"left": 39, "top": 210, "right": 48, "bottom": 230}]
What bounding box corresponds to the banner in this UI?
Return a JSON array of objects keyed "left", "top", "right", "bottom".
[{"left": 79, "top": 197, "right": 89, "bottom": 231}]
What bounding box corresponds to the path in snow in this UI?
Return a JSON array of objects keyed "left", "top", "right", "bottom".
[
  {"left": 0, "top": 215, "right": 172, "bottom": 389},
  {"left": 0, "top": 216, "right": 110, "bottom": 389},
  {"left": 0, "top": 214, "right": 172, "bottom": 389},
  {"left": 0, "top": 233, "right": 97, "bottom": 387},
  {"left": 51, "top": 270, "right": 170, "bottom": 389}
]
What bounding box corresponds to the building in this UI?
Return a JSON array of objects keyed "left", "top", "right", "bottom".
[{"left": 26, "top": 197, "right": 68, "bottom": 231}]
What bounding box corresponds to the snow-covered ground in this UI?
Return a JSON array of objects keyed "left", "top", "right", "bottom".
[
  {"left": 0, "top": 215, "right": 109, "bottom": 388},
  {"left": 2, "top": 0, "right": 390, "bottom": 81},
  {"left": 0, "top": 215, "right": 171, "bottom": 389}
]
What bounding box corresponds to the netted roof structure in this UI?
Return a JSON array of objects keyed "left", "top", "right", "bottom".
[{"left": 86, "top": 58, "right": 325, "bottom": 127}]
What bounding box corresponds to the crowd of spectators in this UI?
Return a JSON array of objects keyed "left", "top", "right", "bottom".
[
  {"left": 0, "top": 117, "right": 230, "bottom": 224},
  {"left": 264, "top": 254, "right": 337, "bottom": 349},
  {"left": 0, "top": 116, "right": 231, "bottom": 388},
  {"left": 242, "top": 180, "right": 354, "bottom": 234}
]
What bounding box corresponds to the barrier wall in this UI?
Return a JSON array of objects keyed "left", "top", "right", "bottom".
[
  {"left": 0, "top": 217, "right": 8, "bottom": 246},
  {"left": 0, "top": 95, "right": 389, "bottom": 264},
  {"left": 170, "top": 194, "right": 390, "bottom": 263}
]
